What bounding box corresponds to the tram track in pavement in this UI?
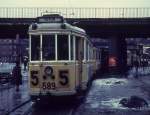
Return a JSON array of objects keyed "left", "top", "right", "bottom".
[
  {"left": 27, "top": 96, "right": 84, "bottom": 115},
  {"left": 5, "top": 99, "right": 32, "bottom": 115},
  {"left": 10, "top": 103, "right": 75, "bottom": 115},
  {"left": 29, "top": 103, "right": 78, "bottom": 115},
  {"left": 27, "top": 108, "right": 75, "bottom": 115},
  {"left": 4, "top": 95, "right": 84, "bottom": 115},
  {"left": 2, "top": 99, "right": 81, "bottom": 115}
]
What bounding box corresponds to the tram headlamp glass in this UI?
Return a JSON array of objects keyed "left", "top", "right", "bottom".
[
  {"left": 61, "top": 23, "right": 66, "bottom": 29},
  {"left": 32, "top": 23, "right": 37, "bottom": 30},
  {"left": 44, "top": 66, "right": 53, "bottom": 76}
]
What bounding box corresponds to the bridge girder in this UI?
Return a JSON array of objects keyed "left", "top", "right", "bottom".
[{"left": 0, "top": 18, "right": 150, "bottom": 38}]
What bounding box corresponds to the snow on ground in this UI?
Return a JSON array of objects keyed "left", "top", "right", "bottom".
[
  {"left": 101, "top": 97, "right": 150, "bottom": 110},
  {"left": 100, "top": 97, "right": 123, "bottom": 109},
  {"left": 84, "top": 70, "right": 150, "bottom": 111},
  {"left": 93, "top": 78, "right": 128, "bottom": 86}
]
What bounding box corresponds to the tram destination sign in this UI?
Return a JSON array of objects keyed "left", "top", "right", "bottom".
[{"left": 37, "top": 14, "right": 64, "bottom": 23}]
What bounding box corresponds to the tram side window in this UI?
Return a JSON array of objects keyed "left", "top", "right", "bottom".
[
  {"left": 70, "top": 35, "right": 74, "bottom": 60},
  {"left": 57, "top": 35, "right": 69, "bottom": 60},
  {"left": 31, "top": 35, "right": 40, "bottom": 61},
  {"left": 76, "top": 37, "right": 79, "bottom": 60},
  {"left": 76, "top": 37, "right": 84, "bottom": 60},
  {"left": 86, "top": 42, "right": 88, "bottom": 61},
  {"left": 81, "top": 39, "right": 84, "bottom": 61},
  {"left": 96, "top": 51, "right": 98, "bottom": 60},
  {"left": 88, "top": 44, "right": 90, "bottom": 60},
  {"left": 42, "top": 35, "right": 55, "bottom": 61},
  {"left": 89, "top": 47, "right": 92, "bottom": 60}
]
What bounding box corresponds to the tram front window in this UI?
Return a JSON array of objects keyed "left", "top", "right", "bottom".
[
  {"left": 57, "top": 35, "right": 69, "bottom": 60},
  {"left": 31, "top": 35, "right": 40, "bottom": 61},
  {"left": 42, "top": 35, "right": 55, "bottom": 61}
]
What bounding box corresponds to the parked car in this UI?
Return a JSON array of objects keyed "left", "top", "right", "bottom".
[{"left": 0, "top": 63, "right": 15, "bottom": 84}]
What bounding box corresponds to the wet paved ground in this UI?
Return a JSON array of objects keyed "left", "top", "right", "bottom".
[
  {"left": 30, "top": 102, "right": 76, "bottom": 115},
  {"left": 1, "top": 66, "right": 150, "bottom": 115},
  {"left": 0, "top": 70, "right": 30, "bottom": 115},
  {"left": 74, "top": 67, "right": 150, "bottom": 115}
]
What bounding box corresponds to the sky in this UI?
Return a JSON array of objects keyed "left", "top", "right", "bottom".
[{"left": 0, "top": 0, "right": 150, "bottom": 8}]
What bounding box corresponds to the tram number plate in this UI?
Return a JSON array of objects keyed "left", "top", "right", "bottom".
[{"left": 42, "top": 82, "right": 55, "bottom": 90}]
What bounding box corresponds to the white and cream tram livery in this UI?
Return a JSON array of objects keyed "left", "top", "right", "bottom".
[{"left": 28, "top": 14, "right": 100, "bottom": 100}]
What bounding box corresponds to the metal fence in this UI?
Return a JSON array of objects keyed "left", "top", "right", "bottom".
[{"left": 0, "top": 7, "right": 150, "bottom": 18}]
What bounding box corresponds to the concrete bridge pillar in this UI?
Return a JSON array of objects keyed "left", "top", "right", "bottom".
[{"left": 109, "top": 35, "right": 127, "bottom": 73}]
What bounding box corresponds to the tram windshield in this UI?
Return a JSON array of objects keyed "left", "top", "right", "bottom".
[
  {"left": 31, "top": 35, "right": 40, "bottom": 61},
  {"left": 30, "top": 34, "right": 70, "bottom": 61},
  {"left": 57, "top": 35, "right": 69, "bottom": 60},
  {"left": 42, "top": 35, "right": 55, "bottom": 61}
]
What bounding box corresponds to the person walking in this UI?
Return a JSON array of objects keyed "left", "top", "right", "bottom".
[
  {"left": 134, "top": 60, "right": 139, "bottom": 78},
  {"left": 12, "top": 61, "right": 22, "bottom": 92},
  {"left": 23, "top": 57, "right": 28, "bottom": 71}
]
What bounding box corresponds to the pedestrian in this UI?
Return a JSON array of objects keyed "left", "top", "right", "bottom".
[
  {"left": 131, "top": 54, "right": 134, "bottom": 68},
  {"left": 23, "top": 57, "right": 28, "bottom": 71},
  {"left": 12, "top": 61, "right": 22, "bottom": 92},
  {"left": 134, "top": 60, "right": 139, "bottom": 78}
]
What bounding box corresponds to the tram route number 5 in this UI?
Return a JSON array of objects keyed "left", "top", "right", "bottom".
[
  {"left": 31, "top": 71, "right": 39, "bottom": 86},
  {"left": 30, "top": 70, "right": 69, "bottom": 86},
  {"left": 59, "top": 70, "right": 69, "bottom": 86}
]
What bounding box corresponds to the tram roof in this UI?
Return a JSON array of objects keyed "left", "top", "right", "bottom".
[{"left": 29, "top": 22, "right": 86, "bottom": 35}]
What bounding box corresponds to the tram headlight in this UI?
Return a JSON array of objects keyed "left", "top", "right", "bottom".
[
  {"left": 44, "top": 66, "right": 53, "bottom": 76},
  {"left": 32, "top": 23, "right": 38, "bottom": 30},
  {"left": 61, "top": 23, "right": 66, "bottom": 29}
]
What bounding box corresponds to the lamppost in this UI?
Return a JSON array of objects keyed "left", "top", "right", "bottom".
[{"left": 16, "top": 34, "right": 21, "bottom": 65}]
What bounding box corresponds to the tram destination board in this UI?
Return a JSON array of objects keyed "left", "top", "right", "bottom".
[{"left": 37, "top": 14, "right": 64, "bottom": 23}]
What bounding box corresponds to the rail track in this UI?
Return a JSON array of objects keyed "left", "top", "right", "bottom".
[{"left": 5, "top": 99, "right": 32, "bottom": 115}]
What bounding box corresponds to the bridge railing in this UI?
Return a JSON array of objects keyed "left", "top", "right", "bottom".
[{"left": 0, "top": 7, "right": 150, "bottom": 18}]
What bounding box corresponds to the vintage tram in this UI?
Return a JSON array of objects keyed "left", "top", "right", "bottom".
[{"left": 28, "top": 14, "right": 100, "bottom": 101}]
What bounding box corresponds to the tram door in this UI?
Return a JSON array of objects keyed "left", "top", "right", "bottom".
[{"left": 76, "top": 37, "right": 84, "bottom": 88}]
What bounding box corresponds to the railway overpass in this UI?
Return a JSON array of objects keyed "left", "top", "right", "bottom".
[{"left": 0, "top": 7, "right": 150, "bottom": 72}]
